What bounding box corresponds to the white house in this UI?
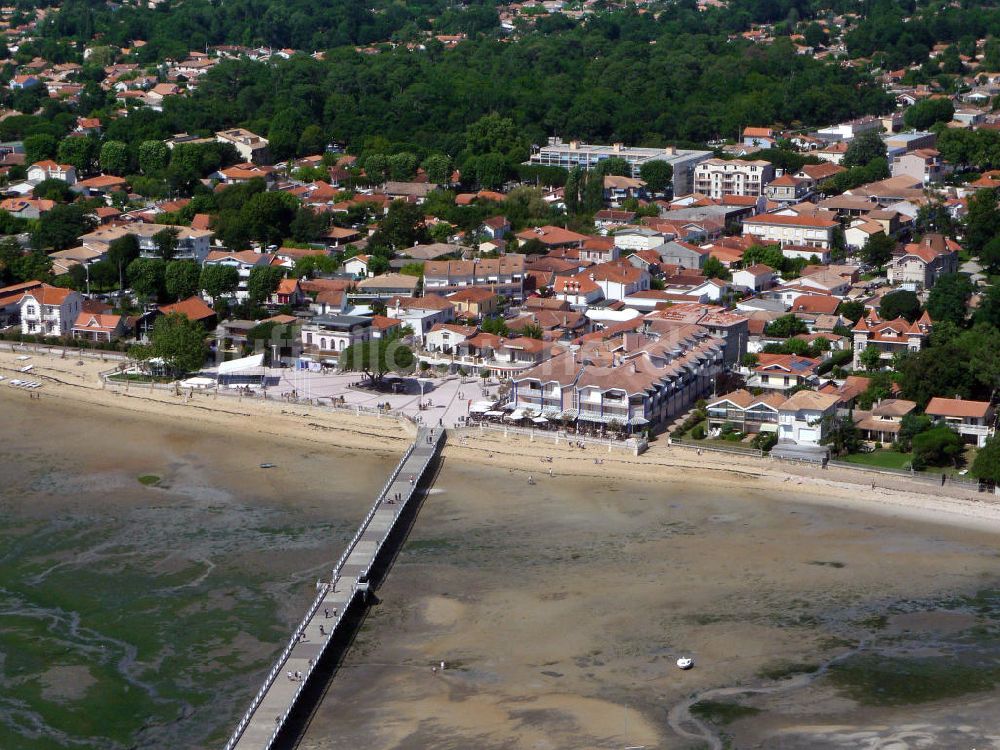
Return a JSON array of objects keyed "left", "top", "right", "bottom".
[
  {"left": 19, "top": 284, "right": 83, "bottom": 336},
  {"left": 613, "top": 228, "right": 667, "bottom": 252},
  {"left": 777, "top": 389, "right": 840, "bottom": 445},
  {"left": 424, "top": 323, "right": 478, "bottom": 353},
  {"left": 27, "top": 161, "right": 78, "bottom": 185},
  {"left": 342, "top": 254, "right": 371, "bottom": 278},
  {"left": 925, "top": 397, "right": 996, "bottom": 448},
  {"left": 731, "top": 264, "right": 775, "bottom": 292},
  {"left": 742, "top": 213, "right": 838, "bottom": 250}
]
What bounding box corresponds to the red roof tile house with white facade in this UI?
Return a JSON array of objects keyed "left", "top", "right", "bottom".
[
  {"left": 925, "top": 397, "right": 996, "bottom": 448},
  {"left": 851, "top": 310, "right": 932, "bottom": 369},
  {"left": 742, "top": 212, "right": 838, "bottom": 249}
]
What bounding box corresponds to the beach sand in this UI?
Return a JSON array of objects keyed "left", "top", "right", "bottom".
[{"left": 3, "top": 348, "right": 1000, "bottom": 748}]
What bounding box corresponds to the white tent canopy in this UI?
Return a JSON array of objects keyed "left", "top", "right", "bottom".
[{"left": 218, "top": 353, "right": 265, "bottom": 375}]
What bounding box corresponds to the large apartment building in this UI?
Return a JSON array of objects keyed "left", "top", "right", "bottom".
[
  {"left": 692, "top": 159, "right": 775, "bottom": 199},
  {"left": 526, "top": 138, "right": 711, "bottom": 195},
  {"left": 423, "top": 256, "right": 526, "bottom": 299},
  {"left": 741, "top": 213, "right": 839, "bottom": 249},
  {"left": 510, "top": 325, "right": 725, "bottom": 431}
]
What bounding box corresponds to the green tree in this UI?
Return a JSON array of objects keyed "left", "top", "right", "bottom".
[
  {"left": 897, "top": 412, "right": 932, "bottom": 452},
  {"left": 297, "top": 124, "right": 326, "bottom": 156},
  {"left": 422, "top": 153, "right": 452, "bottom": 184},
  {"left": 294, "top": 253, "right": 338, "bottom": 278},
  {"left": 860, "top": 232, "right": 895, "bottom": 269},
  {"left": 974, "top": 284, "right": 1000, "bottom": 328},
  {"left": 474, "top": 153, "right": 509, "bottom": 190},
  {"left": 480, "top": 316, "right": 510, "bottom": 336},
  {"left": 387, "top": 152, "right": 418, "bottom": 181},
  {"left": 702, "top": 255, "right": 731, "bottom": 280},
  {"left": 859, "top": 344, "right": 882, "bottom": 372},
  {"left": 837, "top": 300, "right": 865, "bottom": 323},
  {"left": 963, "top": 189, "right": 1000, "bottom": 255},
  {"left": 289, "top": 206, "right": 327, "bottom": 243},
  {"left": 802, "top": 22, "right": 826, "bottom": 49},
  {"left": 903, "top": 98, "right": 955, "bottom": 130},
  {"left": 99, "top": 140, "right": 129, "bottom": 174},
  {"left": 520, "top": 323, "right": 544, "bottom": 339},
  {"left": 57, "top": 136, "right": 99, "bottom": 174},
  {"left": 897, "top": 342, "right": 974, "bottom": 407},
  {"left": 240, "top": 191, "right": 300, "bottom": 245},
  {"left": 363, "top": 153, "right": 388, "bottom": 183},
  {"left": 926, "top": 272, "right": 974, "bottom": 326},
  {"left": 107, "top": 234, "right": 140, "bottom": 289},
  {"left": 639, "top": 159, "right": 674, "bottom": 195},
  {"left": 24, "top": 133, "right": 57, "bottom": 164},
  {"left": 199, "top": 264, "right": 240, "bottom": 301},
  {"left": 153, "top": 226, "right": 180, "bottom": 260},
  {"left": 594, "top": 156, "right": 630, "bottom": 176},
  {"left": 247, "top": 265, "right": 285, "bottom": 304},
  {"left": 915, "top": 202, "right": 956, "bottom": 236},
  {"left": 823, "top": 415, "right": 861, "bottom": 457},
  {"left": 369, "top": 200, "right": 428, "bottom": 251},
  {"left": 127, "top": 257, "right": 166, "bottom": 301},
  {"left": 878, "top": 290, "right": 921, "bottom": 322},
  {"left": 464, "top": 113, "right": 527, "bottom": 162},
  {"left": 339, "top": 334, "right": 414, "bottom": 382},
  {"left": 32, "top": 204, "right": 95, "bottom": 251},
  {"left": 33, "top": 178, "right": 73, "bottom": 202},
  {"left": 980, "top": 235, "right": 1000, "bottom": 276},
  {"left": 138, "top": 140, "right": 169, "bottom": 174},
  {"left": 971, "top": 435, "right": 1000, "bottom": 484},
  {"left": 164, "top": 260, "right": 201, "bottom": 301},
  {"left": 911, "top": 425, "right": 963, "bottom": 469},
  {"left": 150, "top": 313, "right": 208, "bottom": 376},
  {"left": 764, "top": 314, "right": 808, "bottom": 338},
  {"left": 843, "top": 130, "right": 886, "bottom": 167},
  {"left": 742, "top": 244, "right": 785, "bottom": 270}
]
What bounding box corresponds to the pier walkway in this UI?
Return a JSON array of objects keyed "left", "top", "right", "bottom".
[{"left": 224, "top": 427, "right": 445, "bottom": 750}]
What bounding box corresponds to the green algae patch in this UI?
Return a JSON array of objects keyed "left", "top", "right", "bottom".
[{"left": 828, "top": 655, "right": 1000, "bottom": 706}]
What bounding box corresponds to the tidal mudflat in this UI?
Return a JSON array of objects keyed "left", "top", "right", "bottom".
[
  {"left": 299, "top": 458, "right": 1000, "bottom": 749},
  {"left": 0, "top": 393, "right": 396, "bottom": 750}
]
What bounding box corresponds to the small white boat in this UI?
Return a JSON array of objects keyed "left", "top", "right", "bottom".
[
  {"left": 259, "top": 463, "right": 276, "bottom": 469},
  {"left": 676, "top": 657, "right": 694, "bottom": 670}
]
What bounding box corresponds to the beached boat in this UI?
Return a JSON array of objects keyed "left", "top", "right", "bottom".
[
  {"left": 676, "top": 657, "right": 694, "bottom": 670},
  {"left": 259, "top": 463, "right": 276, "bottom": 469}
]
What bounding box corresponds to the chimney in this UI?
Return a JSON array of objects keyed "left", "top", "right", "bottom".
[{"left": 631, "top": 361, "right": 638, "bottom": 373}]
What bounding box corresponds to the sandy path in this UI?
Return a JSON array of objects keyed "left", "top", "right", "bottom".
[{"left": 2, "top": 347, "right": 998, "bottom": 536}]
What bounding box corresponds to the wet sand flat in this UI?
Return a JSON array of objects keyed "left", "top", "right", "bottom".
[
  {"left": 299, "top": 458, "right": 1000, "bottom": 749},
  {"left": 0, "top": 392, "right": 398, "bottom": 750}
]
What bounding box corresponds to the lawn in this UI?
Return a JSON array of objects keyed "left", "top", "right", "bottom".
[{"left": 842, "top": 449, "right": 913, "bottom": 470}]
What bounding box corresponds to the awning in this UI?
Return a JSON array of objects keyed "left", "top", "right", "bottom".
[
  {"left": 506, "top": 409, "right": 525, "bottom": 420},
  {"left": 484, "top": 410, "right": 505, "bottom": 417},
  {"left": 179, "top": 377, "right": 215, "bottom": 388},
  {"left": 469, "top": 401, "right": 494, "bottom": 413},
  {"left": 532, "top": 416, "right": 548, "bottom": 424},
  {"left": 629, "top": 416, "right": 650, "bottom": 426},
  {"left": 218, "top": 352, "right": 265, "bottom": 375}
]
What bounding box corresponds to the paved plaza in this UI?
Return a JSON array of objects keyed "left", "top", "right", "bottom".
[{"left": 221, "top": 368, "right": 499, "bottom": 428}]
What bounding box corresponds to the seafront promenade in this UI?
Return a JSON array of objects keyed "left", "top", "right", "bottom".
[{"left": 224, "top": 426, "right": 445, "bottom": 750}]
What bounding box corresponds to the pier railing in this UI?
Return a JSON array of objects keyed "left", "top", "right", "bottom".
[{"left": 222, "top": 427, "right": 445, "bottom": 750}]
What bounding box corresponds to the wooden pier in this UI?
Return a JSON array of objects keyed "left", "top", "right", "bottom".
[{"left": 223, "top": 427, "right": 445, "bottom": 750}]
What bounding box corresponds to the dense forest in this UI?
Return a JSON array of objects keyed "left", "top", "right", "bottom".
[
  {"left": 17, "top": 13, "right": 894, "bottom": 163},
  {"left": 33, "top": 0, "right": 865, "bottom": 57}
]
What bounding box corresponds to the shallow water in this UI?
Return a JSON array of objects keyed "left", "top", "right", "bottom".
[
  {"left": 0, "top": 394, "right": 396, "bottom": 750},
  {"left": 296, "top": 458, "right": 1000, "bottom": 749}
]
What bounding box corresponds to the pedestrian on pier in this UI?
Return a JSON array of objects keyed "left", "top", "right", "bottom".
[
  {"left": 324, "top": 608, "right": 329, "bottom": 618},
  {"left": 319, "top": 624, "right": 325, "bottom": 635}
]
